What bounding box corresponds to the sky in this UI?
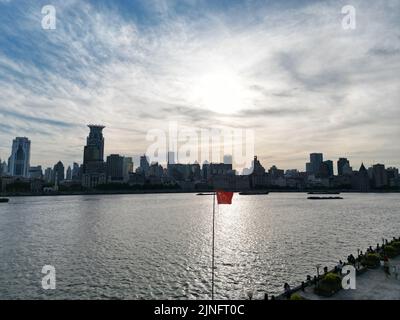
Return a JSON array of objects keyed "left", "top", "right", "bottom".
[{"left": 0, "top": 0, "right": 399, "bottom": 171}]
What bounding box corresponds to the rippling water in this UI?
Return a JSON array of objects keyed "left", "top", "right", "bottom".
[{"left": 0, "top": 193, "right": 399, "bottom": 299}]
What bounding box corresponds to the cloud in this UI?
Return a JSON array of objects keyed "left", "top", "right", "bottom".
[{"left": 0, "top": 0, "right": 399, "bottom": 170}]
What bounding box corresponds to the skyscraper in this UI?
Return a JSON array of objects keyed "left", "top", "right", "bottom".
[
  {"left": 72, "top": 162, "right": 80, "bottom": 180},
  {"left": 53, "top": 161, "right": 65, "bottom": 184},
  {"left": 9, "top": 137, "right": 31, "bottom": 177},
  {"left": 82, "top": 125, "right": 107, "bottom": 188},
  {"left": 0, "top": 159, "right": 7, "bottom": 176},
  {"left": 44, "top": 167, "right": 53, "bottom": 183},
  {"left": 372, "top": 164, "right": 388, "bottom": 188},
  {"left": 66, "top": 166, "right": 72, "bottom": 180},
  {"left": 29, "top": 166, "right": 43, "bottom": 179},
  {"left": 123, "top": 157, "right": 133, "bottom": 181},
  {"left": 323, "top": 160, "right": 334, "bottom": 177},
  {"left": 106, "top": 154, "right": 124, "bottom": 182},
  {"left": 337, "top": 158, "right": 350, "bottom": 176},
  {"left": 139, "top": 155, "right": 150, "bottom": 176},
  {"left": 310, "top": 153, "right": 323, "bottom": 175}
]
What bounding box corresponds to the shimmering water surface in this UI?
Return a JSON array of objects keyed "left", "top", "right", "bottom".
[{"left": 0, "top": 193, "right": 399, "bottom": 299}]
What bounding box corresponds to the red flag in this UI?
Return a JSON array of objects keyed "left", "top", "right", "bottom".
[{"left": 216, "top": 191, "right": 234, "bottom": 205}]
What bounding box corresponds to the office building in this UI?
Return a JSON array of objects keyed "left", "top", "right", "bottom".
[
  {"left": 8, "top": 137, "right": 31, "bottom": 177},
  {"left": 82, "top": 125, "right": 107, "bottom": 188},
  {"left": 310, "top": 153, "right": 323, "bottom": 175},
  {"left": 337, "top": 158, "right": 350, "bottom": 176},
  {"left": 106, "top": 154, "right": 124, "bottom": 182}
]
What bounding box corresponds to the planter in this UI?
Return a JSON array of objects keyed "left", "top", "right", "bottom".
[{"left": 314, "top": 273, "right": 342, "bottom": 297}]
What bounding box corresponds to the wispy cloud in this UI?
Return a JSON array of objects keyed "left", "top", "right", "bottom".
[{"left": 0, "top": 0, "right": 399, "bottom": 169}]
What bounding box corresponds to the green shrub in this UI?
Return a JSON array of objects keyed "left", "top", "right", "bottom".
[
  {"left": 384, "top": 245, "right": 398, "bottom": 258},
  {"left": 362, "top": 253, "right": 381, "bottom": 268},
  {"left": 290, "top": 293, "right": 305, "bottom": 300},
  {"left": 391, "top": 241, "right": 400, "bottom": 249},
  {"left": 322, "top": 273, "right": 341, "bottom": 286},
  {"left": 314, "top": 273, "right": 341, "bottom": 297}
]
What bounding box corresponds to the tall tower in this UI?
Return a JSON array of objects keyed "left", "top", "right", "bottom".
[
  {"left": 9, "top": 137, "right": 31, "bottom": 177},
  {"left": 310, "top": 153, "right": 323, "bottom": 175},
  {"left": 82, "top": 125, "right": 106, "bottom": 188},
  {"left": 84, "top": 125, "right": 105, "bottom": 163}
]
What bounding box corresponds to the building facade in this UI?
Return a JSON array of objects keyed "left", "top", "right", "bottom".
[
  {"left": 9, "top": 137, "right": 31, "bottom": 177},
  {"left": 82, "top": 125, "right": 107, "bottom": 188}
]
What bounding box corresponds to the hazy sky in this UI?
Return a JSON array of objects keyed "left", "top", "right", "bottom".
[{"left": 0, "top": 0, "right": 399, "bottom": 171}]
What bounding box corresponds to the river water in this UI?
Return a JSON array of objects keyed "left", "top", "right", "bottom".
[{"left": 0, "top": 193, "right": 399, "bottom": 299}]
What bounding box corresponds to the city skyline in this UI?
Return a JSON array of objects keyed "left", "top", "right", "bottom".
[
  {"left": 0, "top": 131, "right": 398, "bottom": 177},
  {"left": 1, "top": 1, "right": 400, "bottom": 170}
]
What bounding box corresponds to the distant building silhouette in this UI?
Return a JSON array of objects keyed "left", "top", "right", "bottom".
[
  {"left": 123, "top": 157, "right": 133, "bottom": 181},
  {"left": 72, "top": 162, "right": 81, "bottom": 181},
  {"left": 310, "top": 153, "right": 323, "bottom": 175},
  {"left": 66, "top": 166, "right": 72, "bottom": 180},
  {"left": 82, "top": 125, "right": 106, "bottom": 188},
  {"left": 44, "top": 167, "right": 53, "bottom": 183},
  {"left": 106, "top": 154, "right": 124, "bottom": 182},
  {"left": 139, "top": 155, "right": 150, "bottom": 176},
  {"left": 29, "top": 166, "right": 43, "bottom": 179},
  {"left": 53, "top": 161, "right": 65, "bottom": 184},
  {"left": 372, "top": 164, "right": 388, "bottom": 188},
  {"left": 337, "top": 158, "right": 350, "bottom": 176},
  {"left": 9, "top": 137, "right": 31, "bottom": 177},
  {"left": 352, "top": 163, "right": 370, "bottom": 192}
]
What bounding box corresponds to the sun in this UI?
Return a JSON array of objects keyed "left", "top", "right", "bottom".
[{"left": 190, "top": 68, "right": 250, "bottom": 114}]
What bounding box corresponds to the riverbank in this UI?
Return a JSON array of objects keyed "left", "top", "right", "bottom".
[{"left": 1, "top": 189, "right": 400, "bottom": 198}]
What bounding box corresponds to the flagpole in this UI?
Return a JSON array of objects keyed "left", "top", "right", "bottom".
[{"left": 212, "top": 191, "right": 215, "bottom": 300}]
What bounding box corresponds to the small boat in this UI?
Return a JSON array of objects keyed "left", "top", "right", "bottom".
[
  {"left": 0, "top": 198, "right": 9, "bottom": 203},
  {"left": 308, "top": 196, "right": 343, "bottom": 200},
  {"left": 239, "top": 191, "right": 269, "bottom": 195}
]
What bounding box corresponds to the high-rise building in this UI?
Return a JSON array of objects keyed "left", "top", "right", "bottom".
[
  {"left": 342, "top": 162, "right": 353, "bottom": 175},
  {"left": 139, "top": 155, "right": 150, "bottom": 176},
  {"left": 353, "top": 163, "right": 370, "bottom": 192},
  {"left": 0, "top": 160, "right": 8, "bottom": 176},
  {"left": 323, "top": 160, "right": 334, "bottom": 177},
  {"left": 337, "top": 158, "right": 350, "bottom": 176},
  {"left": 306, "top": 162, "right": 312, "bottom": 173},
  {"left": 386, "top": 167, "right": 399, "bottom": 180},
  {"left": 44, "top": 167, "right": 53, "bottom": 183},
  {"left": 123, "top": 157, "right": 133, "bottom": 181},
  {"left": 72, "top": 162, "right": 80, "bottom": 180},
  {"left": 310, "top": 153, "right": 323, "bottom": 175},
  {"left": 29, "top": 166, "right": 43, "bottom": 179},
  {"left": 53, "top": 161, "right": 65, "bottom": 184},
  {"left": 372, "top": 164, "right": 388, "bottom": 188},
  {"left": 9, "top": 137, "right": 31, "bottom": 177},
  {"left": 66, "top": 166, "right": 72, "bottom": 180},
  {"left": 106, "top": 154, "right": 124, "bottom": 182},
  {"left": 82, "top": 125, "right": 107, "bottom": 188}
]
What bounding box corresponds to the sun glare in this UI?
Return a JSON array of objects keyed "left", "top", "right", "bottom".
[{"left": 190, "top": 68, "right": 250, "bottom": 114}]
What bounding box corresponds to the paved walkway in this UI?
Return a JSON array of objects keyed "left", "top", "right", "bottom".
[{"left": 299, "top": 256, "right": 400, "bottom": 300}]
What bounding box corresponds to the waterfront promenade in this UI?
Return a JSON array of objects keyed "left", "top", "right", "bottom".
[{"left": 299, "top": 256, "right": 400, "bottom": 300}]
